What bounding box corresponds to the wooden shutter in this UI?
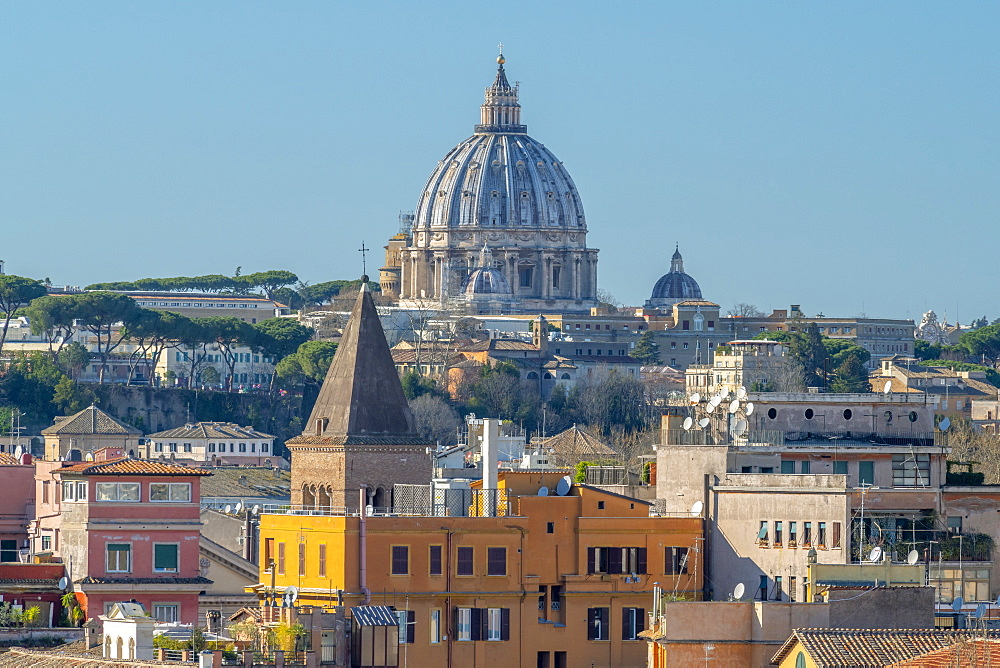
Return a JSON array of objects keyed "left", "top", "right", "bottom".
[
  {"left": 587, "top": 608, "right": 597, "bottom": 640},
  {"left": 608, "top": 547, "right": 623, "bottom": 575},
  {"left": 621, "top": 608, "right": 633, "bottom": 640},
  {"left": 470, "top": 607, "right": 483, "bottom": 641},
  {"left": 452, "top": 607, "right": 459, "bottom": 637},
  {"left": 636, "top": 548, "right": 647, "bottom": 574},
  {"left": 406, "top": 611, "right": 415, "bottom": 644},
  {"left": 500, "top": 608, "right": 510, "bottom": 641},
  {"left": 587, "top": 547, "right": 595, "bottom": 574}
]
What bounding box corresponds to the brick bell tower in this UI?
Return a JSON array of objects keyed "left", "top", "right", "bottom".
[{"left": 285, "top": 278, "right": 432, "bottom": 512}]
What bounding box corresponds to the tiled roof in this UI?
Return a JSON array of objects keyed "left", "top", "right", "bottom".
[
  {"left": 199, "top": 466, "right": 291, "bottom": 500},
  {"left": 889, "top": 638, "right": 1000, "bottom": 667},
  {"left": 76, "top": 575, "right": 213, "bottom": 585},
  {"left": 0, "top": 454, "right": 22, "bottom": 466},
  {"left": 535, "top": 425, "right": 615, "bottom": 459},
  {"left": 41, "top": 405, "right": 142, "bottom": 436},
  {"left": 771, "top": 629, "right": 1000, "bottom": 667},
  {"left": 146, "top": 421, "right": 275, "bottom": 440},
  {"left": 59, "top": 457, "right": 212, "bottom": 476}
]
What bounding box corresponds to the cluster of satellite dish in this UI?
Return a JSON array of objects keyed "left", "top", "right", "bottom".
[
  {"left": 685, "top": 387, "right": 754, "bottom": 438},
  {"left": 538, "top": 475, "right": 573, "bottom": 497},
  {"left": 223, "top": 502, "right": 261, "bottom": 516}
]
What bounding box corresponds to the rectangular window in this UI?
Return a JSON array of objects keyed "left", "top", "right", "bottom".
[
  {"left": 757, "top": 575, "right": 768, "bottom": 600},
  {"left": 789, "top": 522, "right": 797, "bottom": 545},
  {"left": 587, "top": 607, "right": 610, "bottom": 641},
  {"left": 183, "top": 443, "right": 192, "bottom": 453},
  {"left": 153, "top": 604, "right": 179, "bottom": 623},
  {"left": 801, "top": 461, "right": 811, "bottom": 474},
  {"left": 832, "top": 521, "right": 842, "bottom": 548},
  {"left": 803, "top": 522, "right": 812, "bottom": 546},
  {"left": 818, "top": 522, "right": 828, "bottom": 547},
  {"left": 666, "top": 546, "right": 688, "bottom": 575},
  {"left": 96, "top": 482, "right": 141, "bottom": 502},
  {"left": 153, "top": 543, "right": 179, "bottom": 572},
  {"left": 299, "top": 543, "right": 306, "bottom": 575},
  {"left": 833, "top": 461, "right": 848, "bottom": 475},
  {"left": 395, "top": 610, "right": 415, "bottom": 644},
  {"left": 76, "top": 481, "right": 87, "bottom": 501},
  {"left": 277, "top": 543, "right": 286, "bottom": 575},
  {"left": 486, "top": 608, "right": 503, "bottom": 641},
  {"left": 208, "top": 443, "right": 215, "bottom": 453},
  {"left": 547, "top": 522, "right": 554, "bottom": 534},
  {"left": 892, "top": 453, "right": 930, "bottom": 487},
  {"left": 587, "top": 547, "right": 647, "bottom": 574},
  {"left": 456, "top": 608, "right": 473, "bottom": 641},
  {"left": 391, "top": 546, "right": 409, "bottom": 575},
  {"left": 62, "top": 482, "right": 76, "bottom": 502},
  {"left": 487, "top": 547, "right": 507, "bottom": 576},
  {"left": 789, "top": 576, "right": 797, "bottom": 602},
  {"left": 149, "top": 483, "right": 191, "bottom": 502},
  {"left": 106, "top": 543, "right": 131, "bottom": 573},
  {"left": 430, "top": 609, "right": 442, "bottom": 643},
  {"left": 773, "top": 575, "right": 783, "bottom": 601},
  {"left": 429, "top": 545, "right": 443, "bottom": 576},
  {"left": 622, "top": 607, "right": 645, "bottom": 640},
  {"left": 457, "top": 546, "right": 474, "bottom": 576},
  {"left": 774, "top": 521, "right": 783, "bottom": 546},
  {"left": 781, "top": 461, "right": 795, "bottom": 474},
  {"left": 318, "top": 544, "right": 327, "bottom": 578},
  {"left": 758, "top": 521, "right": 769, "bottom": 544},
  {"left": 41, "top": 535, "right": 52, "bottom": 551}
]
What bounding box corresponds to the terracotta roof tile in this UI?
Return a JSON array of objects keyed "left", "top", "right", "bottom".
[
  {"left": 146, "top": 421, "right": 274, "bottom": 440},
  {"left": 771, "top": 629, "right": 1000, "bottom": 667},
  {"left": 889, "top": 638, "right": 1000, "bottom": 666},
  {"left": 59, "top": 457, "right": 212, "bottom": 476},
  {"left": 41, "top": 405, "right": 142, "bottom": 436}
]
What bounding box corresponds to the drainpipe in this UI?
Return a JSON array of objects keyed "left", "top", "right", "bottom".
[{"left": 359, "top": 486, "right": 371, "bottom": 604}]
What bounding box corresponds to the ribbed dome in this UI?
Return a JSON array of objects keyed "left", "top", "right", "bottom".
[
  {"left": 412, "top": 55, "right": 586, "bottom": 235},
  {"left": 647, "top": 247, "right": 702, "bottom": 307},
  {"left": 461, "top": 244, "right": 513, "bottom": 299}
]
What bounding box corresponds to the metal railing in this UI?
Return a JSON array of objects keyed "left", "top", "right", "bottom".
[{"left": 392, "top": 485, "right": 511, "bottom": 517}]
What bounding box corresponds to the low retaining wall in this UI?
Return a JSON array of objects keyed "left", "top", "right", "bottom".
[{"left": 0, "top": 627, "right": 84, "bottom": 644}]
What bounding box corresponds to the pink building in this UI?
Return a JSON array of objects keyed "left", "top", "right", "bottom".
[
  {"left": 54, "top": 458, "right": 212, "bottom": 623},
  {"left": 0, "top": 453, "right": 37, "bottom": 563}
]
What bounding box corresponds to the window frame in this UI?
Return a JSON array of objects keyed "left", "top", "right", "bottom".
[
  {"left": 149, "top": 482, "right": 192, "bottom": 503},
  {"left": 391, "top": 545, "right": 410, "bottom": 576},
  {"left": 106, "top": 543, "right": 132, "bottom": 573},
  {"left": 456, "top": 546, "right": 474, "bottom": 576},
  {"left": 487, "top": 547, "right": 507, "bottom": 576},
  {"left": 152, "top": 542, "right": 179, "bottom": 573}
]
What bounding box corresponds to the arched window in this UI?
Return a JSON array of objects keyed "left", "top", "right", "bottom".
[
  {"left": 796, "top": 652, "right": 807, "bottom": 668},
  {"left": 561, "top": 373, "right": 571, "bottom": 380},
  {"left": 526, "top": 372, "right": 539, "bottom": 380}
]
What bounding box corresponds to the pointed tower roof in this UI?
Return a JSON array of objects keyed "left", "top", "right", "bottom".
[
  {"left": 476, "top": 51, "right": 525, "bottom": 134},
  {"left": 290, "top": 284, "right": 425, "bottom": 446}
]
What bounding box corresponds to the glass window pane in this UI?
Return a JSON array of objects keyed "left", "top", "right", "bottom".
[
  {"left": 119, "top": 483, "right": 140, "bottom": 501},
  {"left": 149, "top": 484, "right": 169, "bottom": 501},
  {"left": 169, "top": 484, "right": 191, "bottom": 502},
  {"left": 96, "top": 483, "right": 117, "bottom": 501}
]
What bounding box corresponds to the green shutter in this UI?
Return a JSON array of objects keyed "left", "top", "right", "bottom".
[{"left": 154, "top": 544, "right": 178, "bottom": 571}]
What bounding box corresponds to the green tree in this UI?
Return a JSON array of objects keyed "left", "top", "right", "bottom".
[
  {"left": 914, "top": 339, "right": 944, "bottom": 361},
  {"left": 400, "top": 371, "right": 441, "bottom": 400},
  {"left": 467, "top": 362, "right": 523, "bottom": 419},
  {"left": 25, "top": 295, "right": 77, "bottom": 357},
  {"left": 275, "top": 341, "right": 338, "bottom": 386},
  {"left": 630, "top": 331, "right": 661, "bottom": 365},
  {"left": 52, "top": 376, "right": 96, "bottom": 413},
  {"left": 121, "top": 309, "right": 190, "bottom": 384},
  {"left": 70, "top": 292, "right": 141, "bottom": 383},
  {"left": 253, "top": 319, "right": 313, "bottom": 361},
  {"left": 57, "top": 342, "right": 91, "bottom": 380},
  {"left": 569, "top": 370, "right": 649, "bottom": 436},
  {"left": 788, "top": 323, "right": 828, "bottom": 388},
  {"left": 828, "top": 353, "right": 871, "bottom": 393},
  {"left": 242, "top": 270, "right": 299, "bottom": 301},
  {"left": 0, "top": 275, "right": 47, "bottom": 353},
  {"left": 200, "top": 365, "right": 222, "bottom": 386},
  {"left": 961, "top": 324, "right": 1000, "bottom": 367},
  {"left": 197, "top": 317, "right": 258, "bottom": 391}
]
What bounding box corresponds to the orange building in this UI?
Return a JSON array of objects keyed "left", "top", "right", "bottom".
[{"left": 253, "top": 470, "right": 702, "bottom": 667}]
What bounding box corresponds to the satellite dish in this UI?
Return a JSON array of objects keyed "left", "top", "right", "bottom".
[
  {"left": 907, "top": 549, "right": 919, "bottom": 565},
  {"left": 537, "top": 486, "right": 549, "bottom": 496},
  {"left": 939, "top": 417, "right": 951, "bottom": 432},
  {"left": 690, "top": 501, "right": 703, "bottom": 516},
  {"left": 710, "top": 395, "right": 722, "bottom": 407},
  {"left": 737, "top": 386, "right": 748, "bottom": 400},
  {"left": 13, "top": 446, "right": 23, "bottom": 460},
  {"left": 285, "top": 585, "right": 298, "bottom": 605},
  {"left": 883, "top": 380, "right": 892, "bottom": 394},
  {"left": 952, "top": 596, "right": 965, "bottom": 612},
  {"left": 84, "top": 452, "right": 94, "bottom": 461},
  {"left": 690, "top": 392, "right": 701, "bottom": 404},
  {"left": 869, "top": 547, "right": 882, "bottom": 563},
  {"left": 556, "top": 476, "right": 572, "bottom": 496},
  {"left": 745, "top": 402, "right": 755, "bottom": 416},
  {"left": 733, "top": 419, "right": 748, "bottom": 437},
  {"left": 728, "top": 400, "right": 740, "bottom": 414},
  {"left": 252, "top": 505, "right": 261, "bottom": 515},
  {"left": 224, "top": 505, "right": 233, "bottom": 514},
  {"left": 705, "top": 403, "right": 716, "bottom": 414},
  {"left": 235, "top": 502, "right": 244, "bottom": 514},
  {"left": 682, "top": 417, "right": 693, "bottom": 431},
  {"left": 975, "top": 603, "right": 987, "bottom": 619},
  {"left": 698, "top": 418, "right": 711, "bottom": 429},
  {"left": 58, "top": 577, "right": 69, "bottom": 591},
  {"left": 733, "top": 583, "right": 745, "bottom": 600}
]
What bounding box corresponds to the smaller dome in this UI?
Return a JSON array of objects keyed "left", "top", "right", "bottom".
[
  {"left": 646, "top": 246, "right": 702, "bottom": 308},
  {"left": 461, "top": 244, "right": 513, "bottom": 299}
]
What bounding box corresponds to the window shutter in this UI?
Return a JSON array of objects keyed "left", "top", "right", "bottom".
[
  {"left": 587, "top": 608, "right": 597, "bottom": 640},
  {"left": 608, "top": 548, "right": 623, "bottom": 575},
  {"left": 452, "top": 607, "right": 459, "bottom": 637},
  {"left": 637, "top": 548, "right": 647, "bottom": 574},
  {"left": 470, "top": 608, "right": 482, "bottom": 641},
  {"left": 406, "top": 611, "right": 415, "bottom": 644},
  {"left": 621, "top": 608, "right": 633, "bottom": 640},
  {"left": 500, "top": 608, "right": 510, "bottom": 641},
  {"left": 637, "top": 608, "right": 645, "bottom": 634},
  {"left": 587, "top": 547, "right": 595, "bottom": 574}
]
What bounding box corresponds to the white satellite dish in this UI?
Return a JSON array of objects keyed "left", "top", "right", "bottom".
[
  {"left": 728, "top": 400, "right": 740, "bottom": 414},
  {"left": 869, "top": 546, "right": 882, "bottom": 563},
  {"left": 682, "top": 417, "right": 693, "bottom": 431},
  {"left": 745, "top": 402, "right": 755, "bottom": 416},
  {"left": 975, "top": 603, "right": 987, "bottom": 619},
  {"left": 705, "top": 402, "right": 716, "bottom": 414},
  {"left": 882, "top": 380, "right": 892, "bottom": 394},
  {"left": 733, "top": 583, "right": 745, "bottom": 600},
  {"left": 58, "top": 577, "right": 69, "bottom": 591},
  {"left": 224, "top": 505, "right": 233, "bottom": 514},
  {"left": 537, "top": 486, "right": 549, "bottom": 496},
  {"left": 556, "top": 476, "right": 572, "bottom": 496},
  {"left": 690, "top": 500, "right": 703, "bottom": 516},
  {"left": 13, "top": 446, "right": 23, "bottom": 460},
  {"left": 907, "top": 549, "right": 919, "bottom": 565},
  {"left": 690, "top": 392, "right": 701, "bottom": 404},
  {"left": 952, "top": 596, "right": 965, "bottom": 612},
  {"left": 939, "top": 417, "right": 951, "bottom": 432},
  {"left": 698, "top": 418, "right": 711, "bottom": 429},
  {"left": 252, "top": 505, "right": 261, "bottom": 515},
  {"left": 235, "top": 502, "right": 244, "bottom": 514},
  {"left": 737, "top": 386, "right": 748, "bottom": 400},
  {"left": 708, "top": 396, "right": 720, "bottom": 409},
  {"left": 733, "top": 419, "right": 748, "bottom": 437}
]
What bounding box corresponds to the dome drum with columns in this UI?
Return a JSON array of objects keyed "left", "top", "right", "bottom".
[
  {"left": 382, "top": 53, "right": 599, "bottom": 313},
  {"left": 645, "top": 246, "right": 702, "bottom": 309}
]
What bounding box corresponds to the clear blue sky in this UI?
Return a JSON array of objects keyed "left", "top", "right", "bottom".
[{"left": 3, "top": 2, "right": 997, "bottom": 322}]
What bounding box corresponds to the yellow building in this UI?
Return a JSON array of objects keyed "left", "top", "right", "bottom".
[{"left": 253, "top": 470, "right": 703, "bottom": 668}]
